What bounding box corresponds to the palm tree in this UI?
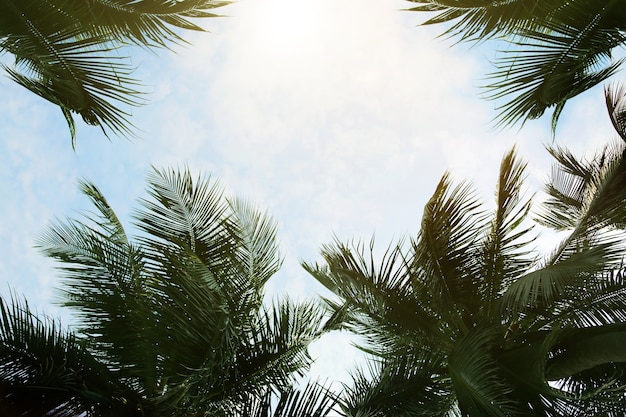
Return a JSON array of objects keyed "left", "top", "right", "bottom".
[
  {"left": 405, "top": 0, "right": 626, "bottom": 131},
  {"left": 305, "top": 86, "right": 626, "bottom": 416},
  {"left": 0, "top": 0, "right": 228, "bottom": 146},
  {"left": 0, "top": 168, "right": 338, "bottom": 416}
]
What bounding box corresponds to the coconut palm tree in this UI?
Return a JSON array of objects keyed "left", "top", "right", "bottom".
[
  {"left": 405, "top": 0, "right": 626, "bottom": 131},
  {"left": 0, "top": 168, "right": 338, "bottom": 416},
  {"left": 0, "top": 0, "right": 228, "bottom": 146},
  {"left": 305, "top": 86, "right": 626, "bottom": 416}
]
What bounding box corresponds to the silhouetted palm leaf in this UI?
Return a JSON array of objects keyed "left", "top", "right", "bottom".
[
  {"left": 0, "top": 295, "right": 130, "bottom": 416},
  {"left": 405, "top": 0, "right": 626, "bottom": 130},
  {"left": 0, "top": 0, "right": 228, "bottom": 144},
  {"left": 310, "top": 89, "right": 626, "bottom": 414},
  {"left": 5, "top": 167, "right": 332, "bottom": 415}
]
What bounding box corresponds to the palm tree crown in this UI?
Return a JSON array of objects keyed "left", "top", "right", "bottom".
[
  {"left": 0, "top": 0, "right": 228, "bottom": 146},
  {"left": 0, "top": 168, "right": 337, "bottom": 416},
  {"left": 306, "top": 86, "right": 626, "bottom": 416}
]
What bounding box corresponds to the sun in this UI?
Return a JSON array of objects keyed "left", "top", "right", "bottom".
[{"left": 244, "top": 0, "right": 325, "bottom": 52}]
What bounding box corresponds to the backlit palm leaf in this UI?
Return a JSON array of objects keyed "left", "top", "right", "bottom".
[
  {"left": 232, "top": 381, "right": 338, "bottom": 417},
  {"left": 0, "top": 0, "right": 228, "bottom": 144},
  {"left": 404, "top": 0, "right": 626, "bottom": 130},
  {"left": 23, "top": 167, "right": 331, "bottom": 415},
  {"left": 0, "top": 295, "right": 128, "bottom": 416},
  {"left": 340, "top": 349, "right": 454, "bottom": 417},
  {"left": 478, "top": 148, "right": 535, "bottom": 318},
  {"left": 412, "top": 174, "right": 485, "bottom": 320},
  {"left": 309, "top": 98, "right": 626, "bottom": 414}
]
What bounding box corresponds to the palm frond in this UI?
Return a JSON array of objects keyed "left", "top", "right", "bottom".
[
  {"left": 502, "top": 240, "right": 623, "bottom": 323},
  {"left": 153, "top": 299, "right": 328, "bottom": 413},
  {"left": 232, "top": 299, "right": 327, "bottom": 391},
  {"left": 551, "top": 266, "right": 626, "bottom": 328},
  {"left": 144, "top": 247, "right": 237, "bottom": 391},
  {"left": 499, "top": 324, "right": 626, "bottom": 415},
  {"left": 307, "top": 142, "right": 626, "bottom": 415},
  {"left": 605, "top": 83, "right": 626, "bottom": 141},
  {"left": 497, "top": 329, "right": 595, "bottom": 417},
  {"left": 412, "top": 173, "right": 486, "bottom": 328},
  {"left": 479, "top": 148, "right": 536, "bottom": 317},
  {"left": 227, "top": 381, "right": 338, "bottom": 417},
  {"left": 0, "top": 0, "right": 229, "bottom": 142},
  {"left": 55, "top": 0, "right": 229, "bottom": 48},
  {"left": 0, "top": 295, "right": 127, "bottom": 417},
  {"left": 545, "top": 323, "right": 626, "bottom": 381},
  {"left": 449, "top": 326, "right": 518, "bottom": 417},
  {"left": 34, "top": 168, "right": 332, "bottom": 415},
  {"left": 405, "top": 0, "right": 550, "bottom": 42},
  {"left": 228, "top": 197, "right": 282, "bottom": 298},
  {"left": 537, "top": 141, "right": 626, "bottom": 260},
  {"left": 305, "top": 238, "right": 412, "bottom": 300},
  {"left": 486, "top": 6, "right": 625, "bottom": 128},
  {"left": 134, "top": 169, "right": 281, "bottom": 357},
  {"left": 404, "top": 0, "right": 626, "bottom": 130},
  {"left": 136, "top": 167, "right": 236, "bottom": 260},
  {"left": 264, "top": 381, "right": 338, "bottom": 417},
  {"left": 36, "top": 181, "right": 154, "bottom": 390},
  {"left": 303, "top": 239, "right": 443, "bottom": 351},
  {"left": 341, "top": 350, "right": 453, "bottom": 417},
  {"left": 0, "top": 0, "right": 145, "bottom": 144}
]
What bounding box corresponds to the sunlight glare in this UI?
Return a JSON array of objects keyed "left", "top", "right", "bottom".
[{"left": 253, "top": 0, "right": 324, "bottom": 52}]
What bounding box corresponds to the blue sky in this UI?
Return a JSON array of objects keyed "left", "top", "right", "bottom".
[{"left": 0, "top": 0, "right": 620, "bottom": 385}]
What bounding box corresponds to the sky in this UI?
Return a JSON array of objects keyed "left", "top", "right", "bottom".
[{"left": 0, "top": 0, "right": 621, "bottom": 387}]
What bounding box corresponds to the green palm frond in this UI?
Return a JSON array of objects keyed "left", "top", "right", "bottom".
[
  {"left": 406, "top": 0, "right": 551, "bottom": 41},
  {"left": 303, "top": 239, "right": 443, "bottom": 352},
  {"left": 0, "top": 0, "right": 228, "bottom": 144},
  {"left": 259, "top": 381, "right": 338, "bottom": 417},
  {"left": 551, "top": 365, "right": 626, "bottom": 416},
  {"left": 449, "top": 327, "right": 518, "bottom": 417},
  {"left": 144, "top": 247, "right": 238, "bottom": 392},
  {"left": 308, "top": 138, "right": 626, "bottom": 415},
  {"left": 1, "top": 0, "right": 143, "bottom": 144},
  {"left": 486, "top": 8, "right": 625, "bottom": 129},
  {"left": 403, "top": 0, "right": 626, "bottom": 130},
  {"left": 545, "top": 323, "right": 626, "bottom": 382},
  {"left": 412, "top": 173, "right": 486, "bottom": 327},
  {"left": 515, "top": 139, "right": 626, "bottom": 328},
  {"left": 137, "top": 167, "right": 234, "bottom": 255},
  {"left": 501, "top": 241, "right": 622, "bottom": 323},
  {"left": 305, "top": 239, "right": 412, "bottom": 312},
  {"left": 36, "top": 167, "right": 321, "bottom": 415},
  {"left": 50, "top": 0, "right": 230, "bottom": 48},
  {"left": 228, "top": 381, "right": 338, "bottom": 417},
  {"left": 496, "top": 329, "right": 597, "bottom": 417},
  {"left": 500, "top": 324, "right": 626, "bottom": 415},
  {"left": 135, "top": 169, "right": 283, "bottom": 340},
  {"left": 146, "top": 300, "right": 330, "bottom": 413},
  {"left": 538, "top": 140, "right": 626, "bottom": 254},
  {"left": 605, "top": 83, "right": 626, "bottom": 141},
  {"left": 228, "top": 197, "right": 282, "bottom": 297},
  {"left": 341, "top": 350, "right": 453, "bottom": 417},
  {"left": 36, "top": 181, "right": 155, "bottom": 391},
  {"left": 479, "top": 148, "right": 536, "bottom": 317},
  {"left": 552, "top": 266, "right": 626, "bottom": 328},
  {"left": 229, "top": 299, "right": 327, "bottom": 393},
  {"left": 0, "top": 295, "right": 127, "bottom": 417}
]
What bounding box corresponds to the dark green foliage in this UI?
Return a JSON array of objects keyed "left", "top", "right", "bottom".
[
  {"left": 307, "top": 86, "right": 626, "bottom": 415},
  {"left": 405, "top": 0, "right": 626, "bottom": 131},
  {"left": 0, "top": 168, "right": 337, "bottom": 416},
  {"left": 0, "top": 0, "right": 228, "bottom": 145}
]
